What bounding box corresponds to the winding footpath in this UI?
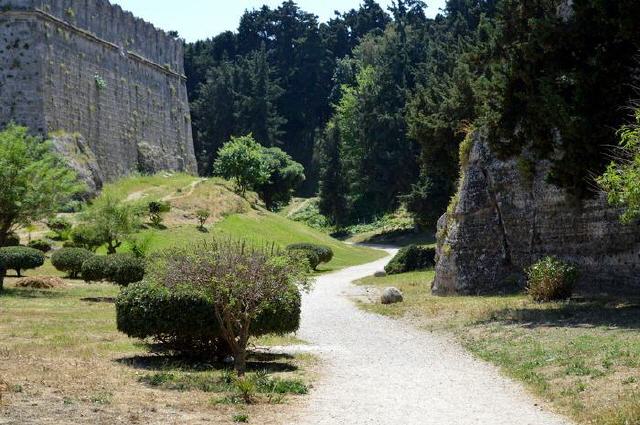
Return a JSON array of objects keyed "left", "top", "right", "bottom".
[{"left": 286, "top": 248, "right": 571, "bottom": 425}]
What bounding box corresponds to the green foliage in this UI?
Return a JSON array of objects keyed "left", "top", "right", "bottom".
[
  {"left": 195, "top": 209, "right": 211, "bottom": 230},
  {"left": 78, "top": 191, "right": 142, "bottom": 254},
  {"left": 286, "top": 243, "right": 333, "bottom": 264},
  {"left": 526, "top": 257, "right": 578, "bottom": 302},
  {"left": 0, "top": 246, "right": 45, "bottom": 277},
  {"left": 94, "top": 74, "right": 107, "bottom": 90},
  {"left": 285, "top": 198, "right": 331, "bottom": 230},
  {"left": 0, "top": 124, "right": 82, "bottom": 246},
  {"left": 123, "top": 240, "right": 308, "bottom": 374},
  {"left": 69, "top": 224, "right": 104, "bottom": 252},
  {"left": 46, "top": 216, "right": 72, "bottom": 240},
  {"left": 598, "top": 109, "right": 640, "bottom": 224},
  {"left": 81, "top": 255, "right": 110, "bottom": 283},
  {"left": 317, "top": 122, "right": 349, "bottom": 228},
  {"left": 107, "top": 253, "right": 145, "bottom": 287},
  {"left": 116, "top": 278, "right": 301, "bottom": 357},
  {"left": 81, "top": 254, "right": 145, "bottom": 286},
  {"left": 384, "top": 245, "right": 435, "bottom": 275},
  {"left": 148, "top": 201, "right": 170, "bottom": 228},
  {"left": 51, "top": 247, "right": 95, "bottom": 279},
  {"left": 2, "top": 232, "right": 20, "bottom": 247},
  {"left": 286, "top": 246, "right": 320, "bottom": 271},
  {"left": 214, "top": 135, "right": 269, "bottom": 196},
  {"left": 27, "top": 239, "right": 52, "bottom": 253},
  {"left": 255, "top": 147, "right": 305, "bottom": 210}
]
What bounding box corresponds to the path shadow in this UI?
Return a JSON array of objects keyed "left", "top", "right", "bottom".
[
  {"left": 115, "top": 351, "right": 297, "bottom": 373},
  {"left": 482, "top": 297, "right": 640, "bottom": 330}
]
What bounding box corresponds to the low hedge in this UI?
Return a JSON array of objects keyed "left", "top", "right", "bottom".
[
  {"left": 27, "top": 239, "right": 52, "bottom": 253},
  {"left": 385, "top": 245, "right": 436, "bottom": 275},
  {"left": 0, "top": 246, "right": 45, "bottom": 277},
  {"left": 286, "top": 243, "right": 333, "bottom": 270},
  {"left": 51, "top": 248, "right": 95, "bottom": 279},
  {"left": 116, "top": 281, "right": 301, "bottom": 356},
  {"left": 82, "top": 254, "right": 145, "bottom": 286}
]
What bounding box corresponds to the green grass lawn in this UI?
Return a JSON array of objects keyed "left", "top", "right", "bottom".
[
  {"left": 127, "top": 211, "right": 384, "bottom": 272},
  {"left": 356, "top": 272, "right": 640, "bottom": 425}
]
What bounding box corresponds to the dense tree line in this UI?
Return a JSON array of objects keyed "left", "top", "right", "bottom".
[{"left": 187, "top": 0, "right": 640, "bottom": 228}]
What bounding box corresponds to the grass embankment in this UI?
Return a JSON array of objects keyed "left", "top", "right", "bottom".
[
  {"left": 0, "top": 280, "right": 315, "bottom": 424},
  {"left": 356, "top": 272, "right": 640, "bottom": 425}
]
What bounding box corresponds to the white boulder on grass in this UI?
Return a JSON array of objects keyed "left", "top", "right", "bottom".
[{"left": 381, "top": 287, "right": 403, "bottom": 305}]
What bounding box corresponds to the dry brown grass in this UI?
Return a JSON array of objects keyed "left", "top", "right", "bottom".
[
  {"left": 0, "top": 277, "right": 312, "bottom": 425},
  {"left": 14, "top": 276, "right": 66, "bottom": 289}
]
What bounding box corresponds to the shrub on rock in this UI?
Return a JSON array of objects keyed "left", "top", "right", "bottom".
[
  {"left": 27, "top": 239, "right": 52, "bottom": 253},
  {"left": 51, "top": 247, "right": 94, "bottom": 278},
  {"left": 526, "top": 256, "right": 578, "bottom": 302},
  {"left": 0, "top": 246, "right": 45, "bottom": 277},
  {"left": 384, "top": 245, "right": 435, "bottom": 275}
]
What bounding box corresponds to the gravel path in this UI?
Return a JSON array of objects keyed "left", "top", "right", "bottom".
[{"left": 288, "top": 248, "right": 572, "bottom": 425}]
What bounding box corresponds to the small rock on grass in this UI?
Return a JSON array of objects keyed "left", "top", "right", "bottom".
[{"left": 381, "top": 287, "right": 403, "bottom": 304}]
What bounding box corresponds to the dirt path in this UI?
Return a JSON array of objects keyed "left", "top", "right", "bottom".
[{"left": 286, "top": 248, "right": 571, "bottom": 425}]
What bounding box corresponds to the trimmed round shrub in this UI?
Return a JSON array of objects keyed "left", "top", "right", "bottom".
[
  {"left": 51, "top": 247, "right": 95, "bottom": 279},
  {"left": 116, "top": 281, "right": 300, "bottom": 356},
  {"left": 2, "top": 232, "right": 20, "bottom": 247},
  {"left": 385, "top": 245, "right": 436, "bottom": 275},
  {"left": 27, "top": 239, "right": 52, "bottom": 253},
  {"left": 81, "top": 255, "right": 111, "bottom": 283},
  {"left": 526, "top": 256, "right": 578, "bottom": 302},
  {"left": 105, "top": 254, "right": 145, "bottom": 287},
  {"left": 287, "top": 247, "right": 320, "bottom": 270},
  {"left": 81, "top": 254, "right": 145, "bottom": 286},
  {"left": 286, "top": 243, "right": 333, "bottom": 269},
  {"left": 0, "top": 246, "right": 45, "bottom": 277}
]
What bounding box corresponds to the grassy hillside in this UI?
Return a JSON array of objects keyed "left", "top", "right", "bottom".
[{"left": 26, "top": 174, "right": 384, "bottom": 273}]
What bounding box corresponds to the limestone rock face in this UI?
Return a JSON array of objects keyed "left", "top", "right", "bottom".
[
  {"left": 381, "top": 287, "right": 404, "bottom": 305},
  {"left": 433, "top": 134, "right": 640, "bottom": 296},
  {"left": 51, "top": 132, "right": 104, "bottom": 197}
]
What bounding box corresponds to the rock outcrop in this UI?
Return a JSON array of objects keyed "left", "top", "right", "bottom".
[{"left": 433, "top": 133, "right": 640, "bottom": 296}]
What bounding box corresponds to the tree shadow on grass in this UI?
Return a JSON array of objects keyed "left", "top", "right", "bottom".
[
  {"left": 115, "top": 351, "right": 297, "bottom": 373},
  {"left": 482, "top": 297, "right": 640, "bottom": 330}
]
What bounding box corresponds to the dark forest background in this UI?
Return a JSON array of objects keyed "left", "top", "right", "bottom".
[{"left": 184, "top": 0, "right": 640, "bottom": 228}]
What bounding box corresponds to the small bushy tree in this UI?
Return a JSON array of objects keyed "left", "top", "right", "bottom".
[
  {"left": 148, "top": 201, "right": 170, "bottom": 228},
  {"left": 196, "top": 209, "right": 211, "bottom": 231},
  {"left": 51, "top": 247, "right": 95, "bottom": 279},
  {"left": 79, "top": 192, "right": 141, "bottom": 254},
  {"left": 0, "top": 124, "right": 82, "bottom": 246},
  {"left": 0, "top": 246, "right": 45, "bottom": 277},
  {"left": 214, "top": 135, "right": 269, "bottom": 196},
  {"left": 145, "top": 240, "right": 309, "bottom": 375},
  {"left": 46, "top": 216, "right": 72, "bottom": 240},
  {"left": 255, "top": 147, "right": 305, "bottom": 210}
]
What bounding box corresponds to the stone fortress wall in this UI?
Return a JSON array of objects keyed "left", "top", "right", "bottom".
[{"left": 0, "top": 0, "right": 197, "bottom": 190}]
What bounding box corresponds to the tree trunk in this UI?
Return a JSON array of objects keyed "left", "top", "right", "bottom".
[{"left": 234, "top": 346, "right": 247, "bottom": 377}]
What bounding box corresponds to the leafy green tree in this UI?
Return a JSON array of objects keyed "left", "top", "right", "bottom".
[
  {"left": 318, "top": 122, "right": 349, "bottom": 228},
  {"left": 214, "top": 135, "right": 270, "bottom": 196},
  {"left": 598, "top": 109, "right": 640, "bottom": 224},
  {"left": 80, "top": 192, "right": 142, "bottom": 254},
  {"left": 0, "top": 124, "right": 82, "bottom": 246},
  {"left": 255, "top": 147, "right": 305, "bottom": 210}
]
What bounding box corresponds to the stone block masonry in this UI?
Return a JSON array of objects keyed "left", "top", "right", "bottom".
[
  {"left": 0, "top": 0, "right": 197, "bottom": 188},
  {"left": 433, "top": 133, "right": 640, "bottom": 296}
]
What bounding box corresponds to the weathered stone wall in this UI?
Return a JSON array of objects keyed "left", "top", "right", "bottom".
[
  {"left": 433, "top": 134, "right": 640, "bottom": 296},
  {"left": 0, "top": 0, "right": 196, "bottom": 187}
]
